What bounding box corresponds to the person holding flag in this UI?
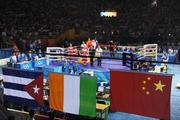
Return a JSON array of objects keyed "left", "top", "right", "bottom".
[
  {"left": 67, "top": 43, "right": 75, "bottom": 62},
  {"left": 86, "top": 38, "right": 92, "bottom": 48},
  {"left": 80, "top": 41, "right": 87, "bottom": 48},
  {"left": 80, "top": 46, "right": 89, "bottom": 64}
]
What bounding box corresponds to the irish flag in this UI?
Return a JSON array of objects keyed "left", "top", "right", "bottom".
[{"left": 49, "top": 73, "right": 97, "bottom": 117}]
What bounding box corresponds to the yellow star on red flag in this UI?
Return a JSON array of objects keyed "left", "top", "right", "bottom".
[{"left": 154, "top": 80, "right": 166, "bottom": 92}]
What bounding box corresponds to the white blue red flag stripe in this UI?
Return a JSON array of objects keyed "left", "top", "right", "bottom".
[{"left": 2, "top": 67, "right": 43, "bottom": 108}]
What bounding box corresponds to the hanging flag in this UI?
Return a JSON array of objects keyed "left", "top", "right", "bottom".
[
  {"left": 110, "top": 70, "right": 172, "bottom": 120},
  {"left": 49, "top": 73, "right": 96, "bottom": 117},
  {"left": 2, "top": 67, "right": 43, "bottom": 107}
]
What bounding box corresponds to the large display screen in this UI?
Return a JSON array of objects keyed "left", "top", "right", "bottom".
[{"left": 100, "top": 11, "right": 117, "bottom": 17}]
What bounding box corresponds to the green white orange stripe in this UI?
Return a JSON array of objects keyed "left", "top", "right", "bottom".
[{"left": 49, "top": 73, "right": 96, "bottom": 117}]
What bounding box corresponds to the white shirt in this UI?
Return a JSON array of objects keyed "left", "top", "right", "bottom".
[{"left": 96, "top": 48, "right": 103, "bottom": 57}]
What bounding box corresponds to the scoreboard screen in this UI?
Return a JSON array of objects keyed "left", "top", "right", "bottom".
[{"left": 100, "top": 11, "right": 117, "bottom": 17}]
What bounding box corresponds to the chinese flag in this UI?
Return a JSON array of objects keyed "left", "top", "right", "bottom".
[{"left": 110, "top": 70, "right": 172, "bottom": 120}]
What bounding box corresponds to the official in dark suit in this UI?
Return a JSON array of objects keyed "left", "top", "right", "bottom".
[{"left": 89, "top": 46, "right": 95, "bottom": 66}]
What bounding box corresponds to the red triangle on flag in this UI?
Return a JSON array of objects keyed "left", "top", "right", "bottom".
[{"left": 24, "top": 75, "right": 44, "bottom": 105}]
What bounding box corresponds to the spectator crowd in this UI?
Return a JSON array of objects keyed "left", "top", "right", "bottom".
[{"left": 0, "top": 0, "right": 180, "bottom": 51}]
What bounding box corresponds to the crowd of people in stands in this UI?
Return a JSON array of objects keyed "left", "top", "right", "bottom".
[{"left": 0, "top": 0, "right": 180, "bottom": 61}]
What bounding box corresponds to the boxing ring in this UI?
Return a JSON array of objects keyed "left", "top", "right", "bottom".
[{"left": 1, "top": 44, "right": 170, "bottom": 88}]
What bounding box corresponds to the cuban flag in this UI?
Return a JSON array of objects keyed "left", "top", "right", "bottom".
[{"left": 2, "top": 67, "right": 43, "bottom": 108}]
